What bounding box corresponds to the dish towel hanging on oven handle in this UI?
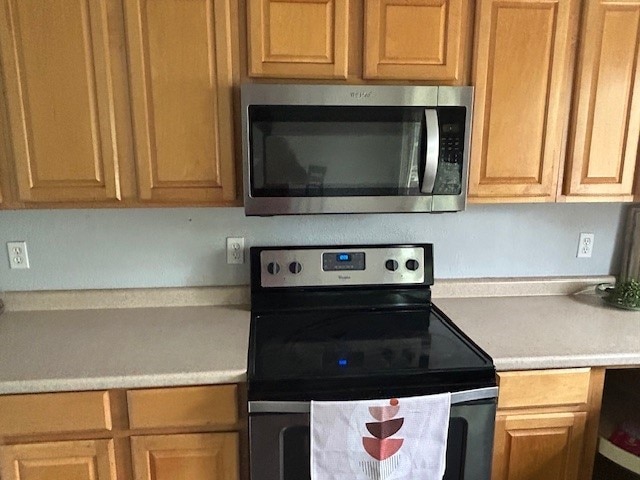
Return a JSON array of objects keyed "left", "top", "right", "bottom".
[{"left": 311, "top": 392, "right": 451, "bottom": 480}]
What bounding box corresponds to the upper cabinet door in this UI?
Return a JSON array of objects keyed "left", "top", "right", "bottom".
[
  {"left": 248, "top": 0, "right": 350, "bottom": 79},
  {"left": 363, "top": 0, "right": 471, "bottom": 82},
  {"left": 563, "top": 0, "right": 640, "bottom": 200},
  {"left": 469, "top": 0, "right": 579, "bottom": 202},
  {"left": 0, "top": 0, "right": 122, "bottom": 203},
  {"left": 125, "top": 0, "right": 237, "bottom": 204}
]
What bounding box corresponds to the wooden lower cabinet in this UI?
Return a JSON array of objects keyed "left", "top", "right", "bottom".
[
  {"left": 491, "top": 368, "right": 605, "bottom": 480},
  {"left": 131, "top": 433, "right": 239, "bottom": 480},
  {"left": 0, "top": 385, "right": 241, "bottom": 480},
  {"left": 492, "top": 412, "right": 587, "bottom": 480},
  {"left": 0, "top": 439, "right": 117, "bottom": 480}
]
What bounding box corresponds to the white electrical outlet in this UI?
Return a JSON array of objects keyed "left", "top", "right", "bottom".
[
  {"left": 577, "top": 233, "right": 595, "bottom": 258},
  {"left": 226, "top": 237, "right": 245, "bottom": 264},
  {"left": 7, "top": 241, "right": 30, "bottom": 269}
]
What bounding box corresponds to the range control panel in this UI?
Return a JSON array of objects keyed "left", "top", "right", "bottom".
[{"left": 259, "top": 246, "right": 425, "bottom": 288}]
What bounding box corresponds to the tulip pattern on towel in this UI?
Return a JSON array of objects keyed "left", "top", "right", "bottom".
[{"left": 311, "top": 392, "right": 451, "bottom": 480}]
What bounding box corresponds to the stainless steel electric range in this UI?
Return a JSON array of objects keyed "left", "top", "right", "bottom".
[{"left": 247, "top": 244, "right": 497, "bottom": 480}]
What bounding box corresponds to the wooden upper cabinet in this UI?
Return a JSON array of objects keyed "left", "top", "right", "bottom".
[
  {"left": 248, "top": 0, "right": 349, "bottom": 79},
  {"left": 469, "top": 0, "right": 579, "bottom": 202},
  {"left": 125, "top": 0, "right": 237, "bottom": 204},
  {"left": 131, "top": 433, "right": 239, "bottom": 480},
  {"left": 563, "top": 0, "right": 640, "bottom": 200},
  {"left": 492, "top": 412, "right": 587, "bottom": 480},
  {"left": 363, "top": 0, "right": 471, "bottom": 82},
  {"left": 0, "top": 440, "right": 117, "bottom": 480},
  {"left": 0, "top": 0, "right": 122, "bottom": 203}
]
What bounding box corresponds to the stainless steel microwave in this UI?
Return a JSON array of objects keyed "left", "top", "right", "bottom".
[{"left": 241, "top": 84, "right": 473, "bottom": 216}]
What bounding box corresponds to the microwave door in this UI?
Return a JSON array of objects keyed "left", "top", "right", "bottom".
[{"left": 421, "top": 109, "right": 440, "bottom": 194}]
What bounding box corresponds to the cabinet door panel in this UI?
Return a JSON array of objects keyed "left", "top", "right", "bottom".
[
  {"left": 0, "top": 440, "right": 117, "bottom": 480},
  {"left": 469, "top": 0, "right": 578, "bottom": 202},
  {"left": 0, "top": 0, "right": 121, "bottom": 203},
  {"left": 131, "top": 433, "right": 239, "bottom": 480},
  {"left": 364, "top": 0, "right": 471, "bottom": 82},
  {"left": 248, "top": 0, "right": 349, "bottom": 79},
  {"left": 564, "top": 0, "right": 640, "bottom": 198},
  {"left": 125, "top": 0, "right": 236, "bottom": 203},
  {"left": 492, "top": 412, "right": 586, "bottom": 480}
]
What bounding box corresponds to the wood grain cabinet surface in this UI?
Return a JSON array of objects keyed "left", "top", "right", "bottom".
[
  {"left": 0, "top": 0, "right": 239, "bottom": 208},
  {"left": 247, "top": 0, "right": 471, "bottom": 82},
  {"left": 0, "top": 439, "right": 117, "bottom": 480},
  {"left": 493, "top": 411, "right": 587, "bottom": 480},
  {"left": 492, "top": 368, "right": 606, "bottom": 480},
  {"left": 247, "top": 0, "right": 350, "bottom": 79},
  {"left": 0, "top": 385, "right": 241, "bottom": 480},
  {"left": 469, "top": 0, "right": 580, "bottom": 203},
  {"left": 0, "top": 0, "right": 125, "bottom": 204},
  {"left": 562, "top": 0, "right": 640, "bottom": 201},
  {"left": 131, "top": 433, "right": 239, "bottom": 480},
  {"left": 125, "top": 0, "right": 237, "bottom": 204},
  {"left": 363, "top": 0, "right": 471, "bottom": 82}
]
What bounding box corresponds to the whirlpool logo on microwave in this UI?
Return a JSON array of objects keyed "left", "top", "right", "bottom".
[{"left": 350, "top": 91, "right": 372, "bottom": 99}]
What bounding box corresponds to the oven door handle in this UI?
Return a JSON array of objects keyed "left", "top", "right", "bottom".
[
  {"left": 420, "top": 108, "right": 439, "bottom": 194},
  {"left": 248, "top": 386, "right": 498, "bottom": 414}
]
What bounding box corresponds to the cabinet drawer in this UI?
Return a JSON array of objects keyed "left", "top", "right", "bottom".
[
  {"left": 127, "top": 385, "right": 238, "bottom": 429},
  {"left": 497, "top": 368, "right": 591, "bottom": 409},
  {"left": 0, "top": 391, "right": 112, "bottom": 436}
]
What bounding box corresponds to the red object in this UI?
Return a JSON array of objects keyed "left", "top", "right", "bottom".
[
  {"left": 609, "top": 423, "right": 640, "bottom": 456},
  {"left": 362, "top": 437, "right": 404, "bottom": 460}
]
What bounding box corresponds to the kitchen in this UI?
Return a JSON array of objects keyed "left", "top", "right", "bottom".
[{"left": 0, "top": 1, "right": 639, "bottom": 480}]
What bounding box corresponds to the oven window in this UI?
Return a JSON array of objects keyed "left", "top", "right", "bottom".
[
  {"left": 281, "top": 426, "right": 310, "bottom": 480},
  {"left": 249, "top": 106, "right": 425, "bottom": 197}
]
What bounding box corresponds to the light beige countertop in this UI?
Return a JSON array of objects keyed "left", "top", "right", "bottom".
[
  {"left": 438, "top": 293, "right": 640, "bottom": 371},
  {"left": 1, "top": 276, "right": 638, "bottom": 395},
  {"left": 0, "top": 305, "right": 250, "bottom": 394}
]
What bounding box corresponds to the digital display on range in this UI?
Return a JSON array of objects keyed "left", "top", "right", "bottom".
[{"left": 322, "top": 252, "right": 365, "bottom": 271}]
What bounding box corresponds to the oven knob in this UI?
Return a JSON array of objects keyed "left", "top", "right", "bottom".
[
  {"left": 266, "top": 262, "right": 280, "bottom": 275},
  {"left": 385, "top": 259, "right": 399, "bottom": 271},
  {"left": 405, "top": 259, "right": 420, "bottom": 271},
  {"left": 289, "top": 261, "right": 303, "bottom": 274}
]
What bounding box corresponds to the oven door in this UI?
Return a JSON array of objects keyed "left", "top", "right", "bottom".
[{"left": 249, "top": 387, "right": 497, "bottom": 480}]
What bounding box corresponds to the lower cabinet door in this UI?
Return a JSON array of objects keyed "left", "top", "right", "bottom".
[
  {"left": 492, "top": 411, "right": 587, "bottom": 480},
  {"left": 0, "top": 439, "right": 117, "bottom": 480},
  {"left": 131, "top": 433, "right": 239, "bottom": 480}
]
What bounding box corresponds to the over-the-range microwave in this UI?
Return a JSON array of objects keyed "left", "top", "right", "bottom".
[{"left": 241, "top": 84, "right": 473, "bottom": 216}]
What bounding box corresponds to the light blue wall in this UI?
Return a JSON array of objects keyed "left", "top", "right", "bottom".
[{"left": 0, "top": 203, "right": 628, "bottom": 291}]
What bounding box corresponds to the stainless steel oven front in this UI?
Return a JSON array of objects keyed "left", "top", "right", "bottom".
[
  {"left": 248, "top": 387, "right": 497, "bottom": 480},
  {"left": 247, "top": 244, "right": 497, "bottom": 480},
  {"left": 241, "top": 84, "right": 473, "bottom": 216}
]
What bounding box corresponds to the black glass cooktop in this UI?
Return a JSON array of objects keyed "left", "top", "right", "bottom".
[{"left": 248, "top": 305, "right": 495, "bottom": 402}]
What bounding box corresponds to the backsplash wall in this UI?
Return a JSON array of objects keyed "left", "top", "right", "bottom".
[{"left": 0, "top": 203, "right": 628, "bottom": 291}]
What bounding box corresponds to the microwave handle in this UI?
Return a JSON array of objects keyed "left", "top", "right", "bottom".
[{"left": 421, "top": 109, "right": 440, "bottom": 193}]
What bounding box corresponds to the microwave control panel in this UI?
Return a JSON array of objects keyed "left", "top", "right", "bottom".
[
  {"left": 440, "top": 123, "right": 463, "bottom": 164},
  {"left": 438, "top": 107, "right": 466, "bottom": 165}
]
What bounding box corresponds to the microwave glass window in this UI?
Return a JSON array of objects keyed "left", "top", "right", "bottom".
[
  {"left": 249, "top": 105, "right": 466, "bottom": 197},
  {"left": 250, "top": 106, "right": 425, "bottom": 197}
]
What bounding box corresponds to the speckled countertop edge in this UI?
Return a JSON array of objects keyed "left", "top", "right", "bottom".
[{"left": 0, "top": 275, "right": 616, "bottom": 311}]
